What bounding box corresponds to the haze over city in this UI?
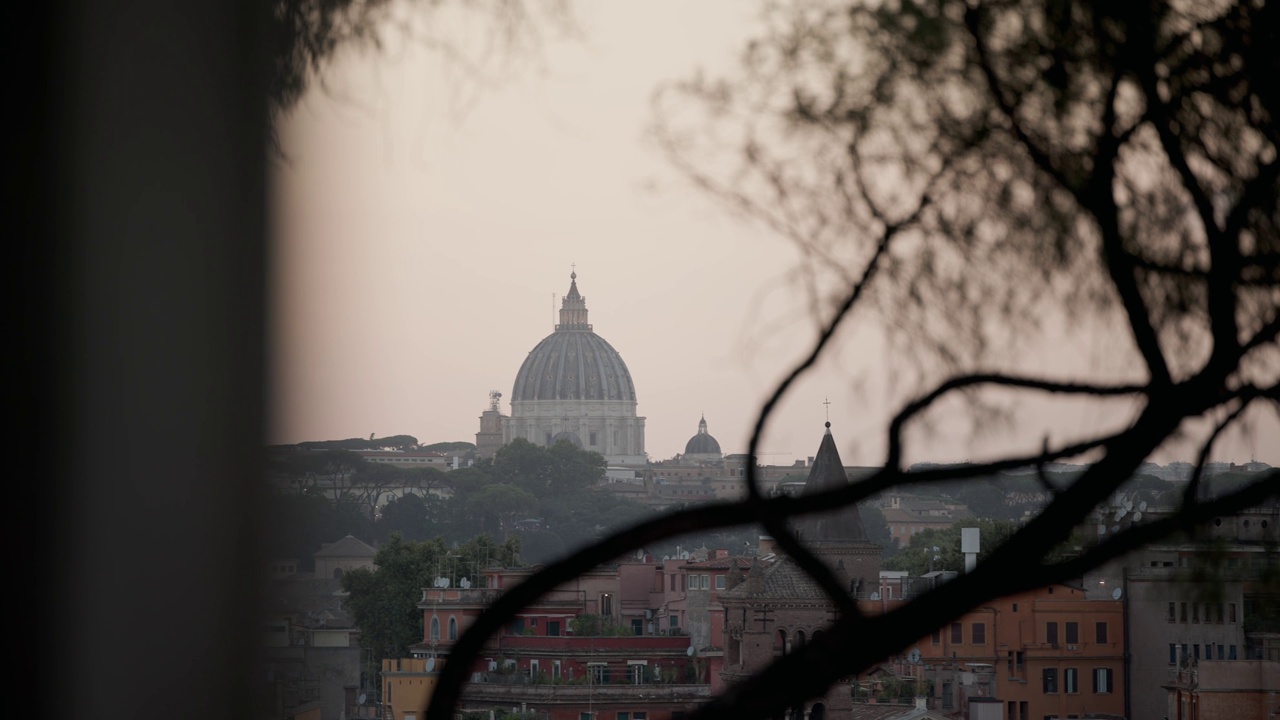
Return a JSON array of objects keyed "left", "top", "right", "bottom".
[{"left": 269, "top": 1, "right": 1278, "bottom": 466}]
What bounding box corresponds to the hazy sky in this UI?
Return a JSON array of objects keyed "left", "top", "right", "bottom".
[{"left": 270, "top": 1, "right": 1277, "bottom": 466}]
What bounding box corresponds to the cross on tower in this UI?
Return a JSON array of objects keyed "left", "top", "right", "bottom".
[{"left": 823, "top": 397, "right": 831, "bottom": 422}]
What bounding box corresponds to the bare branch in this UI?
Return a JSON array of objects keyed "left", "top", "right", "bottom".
[{"left": 886, "top": 373, "right": 1147, "bottom": 469}]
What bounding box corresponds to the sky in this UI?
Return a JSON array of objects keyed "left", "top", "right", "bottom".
[{"left": 269, "top": 1, "right": 1277, "bottom": 467}]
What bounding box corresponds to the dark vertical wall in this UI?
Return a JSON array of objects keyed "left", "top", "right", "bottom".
[{"left": 19, "top": 1, "right": 267, "bottom": 716}]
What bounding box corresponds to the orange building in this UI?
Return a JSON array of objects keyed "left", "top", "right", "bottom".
[
  {"left": 1163, "top": 658, "right": 1280, "bottom": 719},
  {"left": 878, "top": 583, "right": 1125, "bottom": 720}
]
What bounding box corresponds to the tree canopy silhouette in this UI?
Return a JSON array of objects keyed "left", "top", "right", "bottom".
[{"left": 424, "top": 2, "right": 1279, "bottom": 720}]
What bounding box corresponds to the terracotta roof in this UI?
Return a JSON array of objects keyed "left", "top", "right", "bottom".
[
  {"left": 680, "top": 556, "right": 758, "bottom": 570},
  {"left": 718, "top": 558, "right": 829, "bottom": 601}
]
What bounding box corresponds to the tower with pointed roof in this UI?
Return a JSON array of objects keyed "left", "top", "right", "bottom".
[
  {"left": 500, "top": 272, "right": 647, "bottom": 465},
  {"left": 793, "top": 421, "right": 881, "bottom": 589},
  {"left": 715, "top": 422, "right": 879, "bottom": 719}
]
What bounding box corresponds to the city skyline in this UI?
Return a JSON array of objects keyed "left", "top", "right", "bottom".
[{"left": 269, "top": 2, "right": 1278, "bottom": 465}]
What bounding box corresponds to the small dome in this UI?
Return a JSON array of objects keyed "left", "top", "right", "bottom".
[
  {"left": 684, "top": 416, "right": 722, "bottom": 456},
  {"left": 550, "top": 431, "right": 584, "bottom": 449}
]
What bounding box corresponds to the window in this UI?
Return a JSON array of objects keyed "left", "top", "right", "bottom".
[
  {"left": 1016, "top": 651, "right": 1024, "bottom": 670},
  {"left": 932, "top": 629, "right": 942, "bottom": 645},
  {"left": 589, "top": 664, "right": 609, "bottom": 684},
  {"left": 1093, "top": 668, "right": 1113, "bottom": 693},
  {"left": 715, "top": 574, "right": 726, "bottom": 590},
  {"left": 430, "top": 617, "right": 440, "bottom": 641},
  {"left": 553, "top": 661, "right": 562, "bottom": 680},
  {"left": 590, "top": 431, "right": 597, "bottom": 446},
  {"left": 1169, "top": 644, "right": 1177, "bottom": 665},
  {"left": 548, "top": 621, "right": 561, "bottom": 637},
  {"left": 1064, "top": 668, "right": 1078, "bottom": 694},
  {"left": 1206, "top": 643, "right": 1214, "bottom": 660},
  {"left": 1013, "top": 603, "right": 1019, "bottom": 613},
  {"left": 629, "top": 662, "right": 647, "bottom": 685},
  {"left": 1096, "top": 622, "right": 1108, "bottom": 644},
  {"left": 1229, "top": 645, "right": 1237, "bottom": 660},
  {"left": 1229, "top": 603, "right": 1237, "bottom": 622},
  {"left": 448, "top": 616, "right": 458, "bottom": 640},
  {"left": 1066, "top": 622, "right": 1079, "bottom": 644},
  {"left": 669, "top": 574, "right": 675, "bottom": 591},
  {"left": 529, "top": 660, "right": 539, "bottom": 678},
  {"left": 1167, "top": 602, "right": 1176, "bottom": 622},
  {"left": 1046, "top": 622, "right": 1059, "bottom": 645},
  {"left": 952, "top": 623, "right": 963, "bottom": 644},
  {"left": 669, "top": 614, "right": 679, "bottom": 628},
  {"left": 942, "top": 682, "right": 953, "bottom": 709},
  {"left": 1217, "top": 644, "right": 1224, "bottom": 660},
  {"left": 1192, "top": 604, "right": 1199, "bottom": 623},
  {"left": 1193, "top": 644, "right": 1200, "bottom": 661},
  {"left": 972, "top": 622, "right": 986, "bottom": 645},
  {"left": 1042, "top": 668, "right": 1058, "bottom": 694},
  {"left": 1217, "top": 603, "right": 1225, "bottom": 623},
  {"left": 601, "top": 593, "right": 613, "bottom": 616},
  {"left": 1181, "top": 602, "right": 1188, "bottom": 622}
]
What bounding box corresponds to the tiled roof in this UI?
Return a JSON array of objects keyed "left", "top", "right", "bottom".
[
  {"left": 718, "top": 558, "right": 829, "bottom": 601},
  {"left": 681, "top": 556, "right": 758, "bottom": 570},
  {"left": 314, "top": 534, "right": 377, "bottom": 558}
]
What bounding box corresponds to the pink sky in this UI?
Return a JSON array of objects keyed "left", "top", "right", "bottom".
[{"left": 269, "top": 2, "right": 1277, "bottom": 467}]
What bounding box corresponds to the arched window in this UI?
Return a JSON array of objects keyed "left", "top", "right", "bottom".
[
  {"left": 810, "top": 703, "right": 825, "bottom": 720},
  {"left": 430, "top": 617, "right": 440, "bottom": 641},
  {"left": 333, "top": 567, "right": 343, "bottom": 579},
  {"left": 795, "top": 630, "right": 807, "bottom": 648},
  {"left": 448, "top": 616, "right": 458, "bottom": 640},
  {"left": 775, "top": 629, "right": 788, "bottom": 657}
]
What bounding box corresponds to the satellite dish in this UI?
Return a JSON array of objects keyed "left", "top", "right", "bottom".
[
  {"left": 1139, "top": 501, "right": 1148, "bottom": 512},
  {"left": 870, "top": 592, "right": 881, "bottom": 601},
  {"left": 425, "top": 657, "right": 436, "bottom": 672},
  {"left": 1112, "top": 525, "right": 1120, "bottom": 533},
  {"left": 1111, "top": 587, "right": 1123, "bottom": 600},
  {"left": 358, "top": 693, "right": 367, "bottom": 706},
  {"left": 681, "top": 551, "right": 690, "bottom": 559},
  {"left": 460, "top": 577, "right": 471, "bottom": 588},
  {"left": 686, "top": 646, "right": 696, "bottom": 657},
  {"left": 1116, "top": 508, "right": 1128, "bottom": 520},
  {"left": 1133, "top": 511, "right": 1143, "bottom": 522},
  {"left": 908, "top": 648, "right": 922, "bottom": 664}
]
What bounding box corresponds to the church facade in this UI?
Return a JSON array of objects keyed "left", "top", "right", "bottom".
[{"left": 481, "top": 273, "right": 647, "bottom": 466}]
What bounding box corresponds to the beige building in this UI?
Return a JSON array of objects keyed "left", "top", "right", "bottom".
[{"left": 313, "top": 535, "right": 376, "bottom": 581}]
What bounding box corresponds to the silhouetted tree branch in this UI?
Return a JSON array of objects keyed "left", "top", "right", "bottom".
[{"left": 424, "top": 2, "right": 1278, "bottom": 719}]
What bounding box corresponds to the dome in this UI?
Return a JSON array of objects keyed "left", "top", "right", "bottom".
[
  {"left": 684, "top": 416, "right": 722, "bottom": 456},
  {"left": 550, "top": 431, "right": 584, "bottom": 448},
  {"left": 511, "top": 273, "right": 637, "bottom": 403}
]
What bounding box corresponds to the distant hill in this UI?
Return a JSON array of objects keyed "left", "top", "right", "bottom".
[
  {"left": 420, "top": 441, "right": 477, "bottom": 453},
  {"left": 266, "top": 437, "right": 479, "bottom": 455},
  {"left": 275, "top": 435, "right": 421, "bottom": 452}
]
